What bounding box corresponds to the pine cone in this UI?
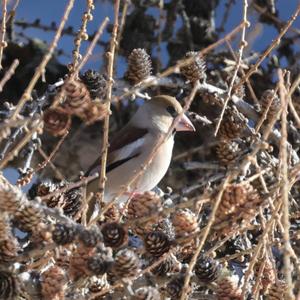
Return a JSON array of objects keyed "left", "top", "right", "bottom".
[
  {"left": 202, "top": 91, "right": 224, "bottom": 107},
  {"left": 0, "top": 270, "right": 19, "bottom": 300},
  {"left": 155, "top": 218, "right": 176, "bottom": 241},
  {"left": 180, "top": 51, "right": 206, "bottom": 83},
  {"left": 216, "top": 140, "right": 241, "bottom": 166},
  {"left": 151, "top": 253, "right": 180, "bottom": 276},
  {"left": 213, "top": 183, "right": 262, "bottom": 238},
  {"left": 217, "top": 184, "right": 249, "bottom": 219},
  {"left": 216, "top": 274, "right": 242, "bottom": 300},
  {"left": 43, "top": 107, "right": 71, "bottom": 137},
  {"left": 63, "top": 79, "right": 92, "bottom": 114},
  {"left": 79, "top": 227, "right": 102, "bottom": 248},
  {"left": 113, "top": 248, "right": 140, "bottom": 278},
  {"left": 164, "top": 275, "right": 185, "bottom": 299},
  {"left": 35, "top": 181, "right": 82, "bottom": 218},
  {"left": 34, "top": 180, "right": 63, "bottom": 208},
  {"left": 128, "top": 191, "right": 162, "bottom": 219},
  {"left": 171, "top": 209, "right": 199, "bottom": 239},
  {"left": 52, "top": 223, "right": 78, "bottom": 245},
  {"left": 260, "top": 89, "right": 280, "bottom": 119},
  {"left": 216, "top": 183, "right": 260, "bottom": 223},
  {"left": 267, "top": 281, "right": 287, "bottom": 300},
  {"left": 55, "top": 249, "right": 71, "bottom": 270},
  {"left": 0, "top": 215, "right": 11, "bottom": 241},
  {"left": 128, "top": 191, "right": 162, "bottom": 236},
  {"left": 101, "top": 222, "right": 127, "bottom": 249},
  {"left": 61, "top": 187, "right": 83, "bottom": 218},
  {"left": 254, "top": 257, "right": 275, "bottom": 292},
  {"left": 126, "top": 48, "right": 152, "bottom": 84},
  {"left": 144, "top": 230, "right": 172, "bottom": 257},
  {"left": 77, "top": 101, "right": 107, "bottom": 125},
  {"left": 69, "top": 243, "right": 97, "bottom": 279},
  {"left": 217, "top": 107, "right": 247, "bottom": 140},
  {"left": 14, "top": 202, "right": 44, "bottom": 232},
  {"left": 195, "top": 255, "right": 220, "bottom": 283},
  {"left": 87, "top": 254, "right": 113, "bottom": 276},
  {"left": 132, "top": 286, "right": 160, "bottom": 300},
  {"left": 0, "top": 237, "right": 19, "bottom": 262},
  {"left": 0, "top": 184, "right": 25, "bottom": 213},
  {"left": 88, "top": 276, "right": 110, "bottom": 299},
  {"left": 35, "top": 180, "right": 57, "bottom": 196},
  {"left": 80, "top": 70, "right": 108, "bottom": 99},
  {"left": 41, "top": 266, "right": 67, "bottom": 300},
  {"left": 103, "top": 204, "right": 120, "bottom": 223},
  {"left": 176, "top": 239, "right": 197, "bottom": 263},
  {"left": 133, "top": 220, "right": 155, "bottom": 237}
]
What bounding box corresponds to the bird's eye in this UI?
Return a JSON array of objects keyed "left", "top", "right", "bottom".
[{"left": 166, "top": 106, "right": 177, "bottom": 117}]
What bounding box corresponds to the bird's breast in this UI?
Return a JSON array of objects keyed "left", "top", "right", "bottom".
[{"left": 104, "top": 135, "right": 174, "bottom": 202}]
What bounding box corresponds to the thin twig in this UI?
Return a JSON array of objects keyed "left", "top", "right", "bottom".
[
  {"left": 225, "top": 40, "right": 259, "bottom": 106},
  {"left": 214, "top": 0, "right": 249, "bottom": 136},
  {"left": 174, "top": 142, "right": 218, "bottom": 161},
  {"left": 218, "top": 248, "right": 254, "bottom": 263},
  {"left": 97, "top": 1, "right": 120, "bottom": 206},
  {"left": 11, "top": 0, "right": 75, "bottom": 119},
  {"left": 278, "top": 69, "right": 294, "bottom": 299},
  {"left": 77, "top": 17, "right": 109, "bottom": 74},
  {"left": 288, "top": 72, "right": 300, "bottom": 98},
  {"left": 0, "top": 121, "right": 42, "bottom": 169},
  {"left": 287, "top": 71, "right": 300, "bottom": 128},
  {"left": 14, "top": 19, "right": 106, "bottom": 47},
  {"left": 6, "top": 0, "right": 20, "bottom": 23},
  {"left": 235, "top": 3, "right": 300, "bottom": 90},
  {"left": 252, "top": 250, "right": 267, "bottom": 298},
  {"left": 288, "top": 97, "right": 300, "bottom": 128},
  {"left": 241, "top": 200, "right": 282, "bottom": 297},
  {"left": 115, "top": 0, "right": 129, "bottom": 65},
  {"left": 69, "top": 0, "right": 95, "bottom": 72},
  {"left": 255, "top": 86, "right": 280, "bottom": 133},
  {"left": 252, "top": 2, "right": 300, "bottom": 36},
  {"left": 37, "top": 147, "right": 65, "bottom": 181},
  {"left": 180, "top": 176, "right": 231, "bottom": 300},
  {"left": 0, "top": 0, "right": 8, "bottom": 69},
  {"left": 34, "top": 131, "right": 69, "bottom": 174},
  {"left": 0, "top": 59, "right": 19, "bottom": 92}
]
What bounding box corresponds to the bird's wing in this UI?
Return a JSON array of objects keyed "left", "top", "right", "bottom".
[{"left": 86, "top": 126, "right": 149, "bottom": 175}]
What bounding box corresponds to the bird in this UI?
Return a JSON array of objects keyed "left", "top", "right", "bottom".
[{"left": 85, "top": 95, "right": 195, "bottom": 218}]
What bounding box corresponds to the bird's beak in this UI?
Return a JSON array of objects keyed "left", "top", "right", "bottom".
[{"left": 176, "top": 114, "right": 196, "bottom": 132}]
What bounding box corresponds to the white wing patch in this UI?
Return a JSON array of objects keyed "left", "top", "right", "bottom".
[
  {"left": 111, "top": 137, "right": 145, "bottom": 163},
  {"left": 88, "top": 137, "right": 146, "bottom": 176}
]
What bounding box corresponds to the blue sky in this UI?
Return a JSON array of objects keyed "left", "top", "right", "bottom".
[{"left": 13, "top": 0, "right": 300, "bottom": 71}]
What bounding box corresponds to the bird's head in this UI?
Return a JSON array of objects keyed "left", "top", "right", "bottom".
[{"left": 131, "top": 95, "right": 195, "bottom": 134}]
